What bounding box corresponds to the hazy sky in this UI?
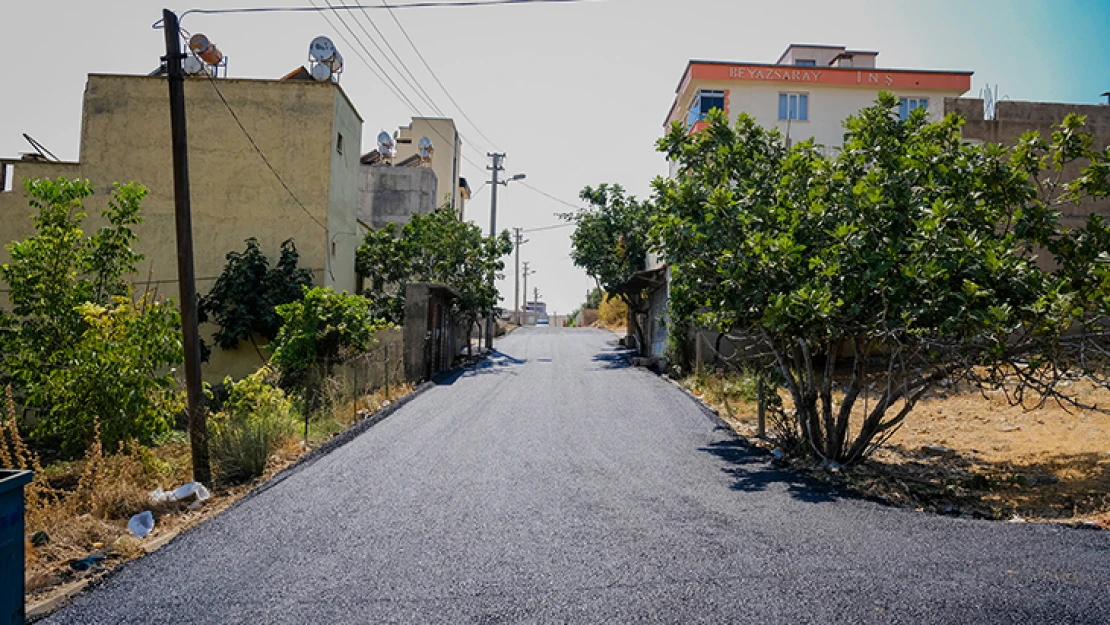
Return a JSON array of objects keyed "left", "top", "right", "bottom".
[{"left": 2, "top": 0, "right": 1109, "bottom": 314}]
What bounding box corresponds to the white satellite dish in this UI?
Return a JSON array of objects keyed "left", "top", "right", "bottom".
[
  {"left": 309, "top": 36, "right": 337, "bottom": 63},
  {"left": 377, "top": 130, "right": 395, "bottom": 157},
  {"left": 328, "top": 51, "right": 344, "bottom": 73},
  {"left": 311, "top": 63, "right": 332, "bottom": 82},
  {"left": 183, "top": 55, "right": 205, "bottom": 76}
]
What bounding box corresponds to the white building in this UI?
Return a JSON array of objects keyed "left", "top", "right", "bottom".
[{"left": 665, "top": 44, "right": 972, "bottom": 157}]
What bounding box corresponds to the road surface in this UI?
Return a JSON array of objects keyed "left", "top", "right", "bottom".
[{"left": 45, "top": 328, "right": 1110, "bottom": 624}]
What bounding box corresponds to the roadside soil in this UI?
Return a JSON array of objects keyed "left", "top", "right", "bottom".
[
  {"left": 684, "top": 375, "right": 1110, "bottom": 527},
  {"left": 22, "top": 383, "right": 416, "bottom": 616}
]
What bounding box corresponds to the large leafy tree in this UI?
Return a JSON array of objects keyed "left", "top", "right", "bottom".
[
  {"left": 0, "top": 178, "right": 182, "bottom": 455},
  {"left": 270, "top": 286, "right": 385, "bottom": 380},
  {"left": 653, "top": 95, "right": 1110, "bottom": 465},
  {"left": 562, "top": 184, "right": 653, "bottom": 353},
  {"left": 198, "top": 237, "right": 314, "bottom": 358},
  {"left": 355, "top": 209, "right": 512, "bottom": 340}
]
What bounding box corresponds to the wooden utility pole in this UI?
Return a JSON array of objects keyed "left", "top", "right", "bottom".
[{"left": 163, "top": 9, "right": 210, "bottom": 484}]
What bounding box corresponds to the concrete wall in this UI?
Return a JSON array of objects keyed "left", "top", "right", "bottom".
[
  {"left": 357, "top": 164, "right": 437, "bottom": 230},
  {"left": 947, "top": 97, "right": 1110, "bottom": 231},
  {"left": 395, "top": 117, "right": 465, "bottom": 216},
  {"left": 0, "top": 73, "right": 364, "bottom": 382}
]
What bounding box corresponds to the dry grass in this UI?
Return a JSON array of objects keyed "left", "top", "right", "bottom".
[
  {"left": 684, "top": 371, "right": 1110, "bottom": 526},
  {"left": 4, "top": 375, "right": 417, "bottom": 610}
]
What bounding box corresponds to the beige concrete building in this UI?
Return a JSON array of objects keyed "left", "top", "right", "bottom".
[
  {"left": 666, "top": 44, "right": 972, "bottom": 158},
  {"left": 0, "top": 72, "right": 364, "bottom": 381},
  {"left": 392, "top": 117, "right": 471, "bottom": 218}
]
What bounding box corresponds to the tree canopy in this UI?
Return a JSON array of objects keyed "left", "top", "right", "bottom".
[
  {"left": 355, "top": 209, "right": 512, "bottom": 331},
  {"left": 652, "top": 94, "right": 1110, "bottom": 464},
  {"left": 562, "top": 184, "right": 653, "bottom": 350}
]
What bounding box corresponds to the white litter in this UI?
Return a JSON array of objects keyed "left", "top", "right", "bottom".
[
  {"left": 172, "top": 482, "right": 211, "bottom": 502},
  {"left": 128, "top": 511, "right": 155, "bottom": 538},
  {"left": 149, "top": 487, "right": 175, "bottom": 504}
]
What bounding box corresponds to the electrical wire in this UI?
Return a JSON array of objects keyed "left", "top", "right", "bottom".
[
  {"left": 153, "top": 0, "right": 592, "bottom": 28},
  {"left": 377, "top": 0, "right": 501, "bottom": 152},
  {"left": 517, "top": 181, "right": 583, "bottom": 210},
  {"left": 345, "top": 1, "right": 449, "bottom": 120},
  {"left": 522, "top": 222, "right": 574, "bottom": 233}
]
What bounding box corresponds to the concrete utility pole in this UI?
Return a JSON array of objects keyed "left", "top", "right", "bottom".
[
  {"left": 162, "top": 9, "right": 210, "bottom": 484},
  {"left": 522, "top": 261, "right": 535, "bottom": 325},
  {"left": 533, "top": 286, "right": 542, "bottom": 324},
  {"left": 513, "top": 227, "right": 524, "bottom": 325},
  {"left": 485, "top": 152, "right": 504, "bottom": 350}
]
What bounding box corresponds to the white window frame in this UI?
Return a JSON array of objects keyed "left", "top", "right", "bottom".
[
  {"left": 898, "top": 97, "right": 929, "bottom": 120},
  {"left": 778, "top": 92, "right": 809, "bottom": 122}
]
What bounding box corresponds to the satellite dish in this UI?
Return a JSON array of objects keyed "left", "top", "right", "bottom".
[
  {"left": 183, "top": 55, "right": 205, "bottom": 76},
  {"left": 377, "top": 130, "right": 395, "bottom": 157},
  {"left": 309, "top": 36, "right": 337, "bottom": 63},
  {"left": 328, "top": 51, "right": 344, "bottom": 73},
  {"left": 311, "top": 63, "right": 332, "bottom": 82},
  {"left": 418, "top": 137, "right": 434, "bottom": 162}
]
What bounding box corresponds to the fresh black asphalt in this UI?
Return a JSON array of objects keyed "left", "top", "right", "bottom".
[{"left": 44, "top": 328, "right": 1110, "bottom": 623}]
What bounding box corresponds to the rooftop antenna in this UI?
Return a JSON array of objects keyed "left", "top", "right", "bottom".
[
  {"left": 308, "top": 36, "right": 343, "bottom": 83},
  {"left": 377, "top": 130, "right": 396, "bottom": 164},
  {"left": 22, "top": 133, "right": 59, "bottom": 162}
]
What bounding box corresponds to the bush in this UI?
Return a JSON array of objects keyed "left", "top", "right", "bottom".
[
  {"left": 271, "top": 287, "right": 385, "bottom": 380},
  {"left": 210, "top": 368, "right": 298, "bottom": 484},
  {"left": 598, "top": 293, "right": 628, "bottom": 328},
  {"left": 0, "top": 178, "right": 183, "bottom": 456}
]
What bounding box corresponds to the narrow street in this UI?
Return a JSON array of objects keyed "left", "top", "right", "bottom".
[{"left": 46, "top": 328, "right": 1110, "bottom": 624}]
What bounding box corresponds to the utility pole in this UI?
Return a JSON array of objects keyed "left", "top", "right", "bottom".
[
  {"left": 485, "top": 152, "right": 504, "bottom": 350},
  {"left": 522, "top": 261, "right": 534, "bottom": 326},
  {"left": 512, "top": 227, "right": 524, "bottom": 325},
  {"left": 162, "top": 9, "right": 210, "bottom": 484},
  {"left": 533, "top": 286, "right": 542, "bottom": 325}
]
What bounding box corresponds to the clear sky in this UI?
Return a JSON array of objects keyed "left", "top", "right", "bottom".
[{"left": 2, "top": 0, "right": 1109, "bottom": 315}]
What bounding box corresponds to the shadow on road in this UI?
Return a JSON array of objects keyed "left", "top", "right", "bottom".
[
  {"left": 592, "top": 346, "right": 632, "bottom": 371},
  {"left": 435, "top": 350, "right": 527, "bottom": 385},
  {"left": 700, "top": 436, "right": 845, "bottom": 505}
]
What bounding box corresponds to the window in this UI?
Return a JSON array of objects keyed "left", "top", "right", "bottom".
[
  {"left": 336, "top": 133, "right": 344, "bottom": 154},
  {"left": 898, "top": 97, "right": 928, "bottom": 120},
  {"left": 795, "top": 59, "right": 816, "bottom": 67},
  {"left": 778, "top": 93, "right": 809, "bottom": 121},
  {"left": 686, "top": 90, "right": 726, "bottom": 127}
]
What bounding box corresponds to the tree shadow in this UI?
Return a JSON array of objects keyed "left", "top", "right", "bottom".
[
  {"left": 699, "top": 435, "right": 844, "bottom": 505},
  {"left": 592, "top": 345, "right": 632, "bottom": 371},
  {"left": 435, "top": 350, "right": 528, "bottom": 385}
]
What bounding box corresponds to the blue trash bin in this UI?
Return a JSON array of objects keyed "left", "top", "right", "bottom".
[{"left": 0, "top": 470, "right": 33, "bottom": 625}]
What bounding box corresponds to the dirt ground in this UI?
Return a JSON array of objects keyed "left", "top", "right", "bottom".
[{"left": 684, "top": 375, "right": 1110, "bottom": 527}]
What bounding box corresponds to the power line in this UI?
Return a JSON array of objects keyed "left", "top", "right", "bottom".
[
  {"left": 377, "top": 0, "right": 500, "bottom": 152},
  {"left": 154, "top": 0, "right": 592, "bottom": 27},
  {"left": 522, "top": 222, "right": 574, "bottom": 233},
  {"left": 517, "top": 181, "right": 582, "bottom": 210},
  {"left": 339, "top": 0, "right": 447, "bottom": 117},
  {"left": 318, "top": 0, "right": 424, "bottom": 112},
  {"left": 346, "top": 1, "right": 449, "bottom": 119}
]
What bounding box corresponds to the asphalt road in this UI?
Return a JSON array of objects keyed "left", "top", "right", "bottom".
[{"left": 45, "top": 328, "right": 1110, "bottom": 624}]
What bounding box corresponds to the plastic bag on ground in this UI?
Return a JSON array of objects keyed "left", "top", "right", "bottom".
[
  {"left": 128, "top": 511, "right": 155, "bottom": 538},
  {"left": 173, "top": 482, "right": 211, "bottom": 502},
  {"left": 149, "top": 487, "right": 175, "bottom": 504}
]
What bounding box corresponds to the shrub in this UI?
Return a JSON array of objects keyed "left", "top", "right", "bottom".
[
  {"left": 271, "top": 287, "right": 385, "bottom": 379},
  {"left": 598, "top": 293, "right": 628, "bottom": 328},
  {"left": 1, "top": 178, "right": 182, "bottom": 457},
  {"left": 210, "top": 368, "right": 297, "bottom": 483}
]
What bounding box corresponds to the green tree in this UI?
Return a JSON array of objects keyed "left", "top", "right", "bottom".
[
  {"left": 562, "top": 184, "right": 653, "bottom": 353},
  {"left": 0, "top": 178, "right": 182, "bottom": 455},
  {"left": 270, "top": 286, "right": 385, "bottom": 379},
  {"left": 355, "top": 209, "right": 512, "bottom": 342},
  {"left": 653, "top": 96, "right": 1110, "bottom": 465},
  {"left": 584, "top": 287, "right": 603, "bottom": 309},
  {"left": 198, "top": 238, "right": 314, "bottom": 358}
]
